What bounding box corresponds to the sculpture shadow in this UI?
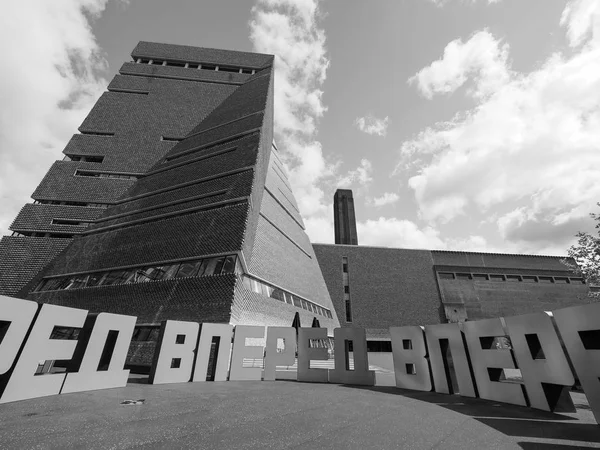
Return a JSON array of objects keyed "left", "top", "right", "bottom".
[{"left": 341, "top": 385, "right": 600, "bottom": 444}]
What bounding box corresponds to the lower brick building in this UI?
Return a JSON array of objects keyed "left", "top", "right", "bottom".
[{"left": 313, "top": 241, "right": 592, "bottom": 344}]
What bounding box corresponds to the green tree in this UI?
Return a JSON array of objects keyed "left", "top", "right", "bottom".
[{"left": 565, "top": 204, "right": 600, "bottom": 295}]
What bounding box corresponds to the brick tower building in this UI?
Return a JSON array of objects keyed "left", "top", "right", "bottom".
[
  {"left": 0, "top": 42, "right": 339, "bottom": 336},
  {"left": 333, "top": 189, "right": 358, "bottom": 245}
]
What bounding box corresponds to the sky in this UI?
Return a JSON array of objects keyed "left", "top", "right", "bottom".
[{"left": 1, "top": 0, "right": 599, "bottom": 256}]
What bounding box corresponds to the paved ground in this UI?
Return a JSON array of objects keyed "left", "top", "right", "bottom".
[{"left": 0, "top": 378, "right": 599, "bottom": 449}]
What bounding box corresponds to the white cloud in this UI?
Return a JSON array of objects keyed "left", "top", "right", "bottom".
[
  {"left": 337, "top": 159, "right": 373, "bottom": 188},
  {"left": 250, "top": 0, "right": 334, "bottom": 227},
  {"left": 399, "top": 0, "right": 600, "bottom": 253},
  {"left": 409, "top": 30, "right": 510, "bottom": 99},
  {"left": 354, "top": 114, "right": 389, "bottom": 136},
  {"left": 357, "top": 217, "right": 445, "bottom": 249},
  {"left": 561, "top": 0, "right": 600, "bottom": 47},
  {"left": 371, "top": 192, "right": 400, "bottom": 207},
  {"left": 304, "top": 215, "right": 334, "bottom": 244},
  {"left": 0, "top": 1, "right": 118, "bottom": 234}
]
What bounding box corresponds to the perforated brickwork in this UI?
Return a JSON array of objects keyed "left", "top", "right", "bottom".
[
  {"left": 313, "top": 245, "right": 444, "bottom": 336},
  {"left": 0, "top": 237, "right": 71, "bottom": 296},
  {"left": 11, "top": 205, "right": 104, "bottom": 234}
]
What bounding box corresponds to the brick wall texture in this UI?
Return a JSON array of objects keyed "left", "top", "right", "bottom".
[
  {"left": 431, "top": 250, "right": 594, "bottom": 321},
  {"left": 313, "top": 245, "right": 595, "bottom": 339},
  {"left": 312, "top": 245, "right": 443, "bottom": 339},
  {"left": 5, "top": 42, "right": 341, "bottom": 351}
]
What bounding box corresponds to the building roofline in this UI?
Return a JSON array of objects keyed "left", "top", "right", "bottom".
[
  {"left": 132, "top": 41, "right": 274, "bottom": 69},
  {"left": 311, "top": 243, "right": 571, "bottom": 260}
]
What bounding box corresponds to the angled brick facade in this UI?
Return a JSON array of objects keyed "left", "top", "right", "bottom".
[{"left": 1, "top": 42, "right": 339, "bottom": 349}]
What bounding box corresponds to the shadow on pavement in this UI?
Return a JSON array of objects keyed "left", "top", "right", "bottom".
[
  {"left": 341, "top": 385, "right": 600, "bottom": 444},
  {"left": 518, "top": 443, "right": 600, "bottom": 449}
]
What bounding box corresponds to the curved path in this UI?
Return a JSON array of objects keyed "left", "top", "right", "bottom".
[{"left": 0, "top": 380, "right": 598, "bottom": 449}]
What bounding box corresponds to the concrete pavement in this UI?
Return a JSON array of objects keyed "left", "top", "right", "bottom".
[{"left": 0, "top": 378, "right": 598, "bottom": 449}]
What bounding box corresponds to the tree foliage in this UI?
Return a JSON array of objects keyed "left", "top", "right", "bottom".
[{"left": 565, "top": 204, "right": 600, "bottom": 294}]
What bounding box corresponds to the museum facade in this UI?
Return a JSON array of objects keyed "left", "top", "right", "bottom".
[{"left": 0, "top": 42, "right": 594, "bottom": 362}]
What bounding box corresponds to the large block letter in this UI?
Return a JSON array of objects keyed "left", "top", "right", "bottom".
[
  {"left": 0, "top": 304, "right": 88, "bottom": 403},
  {"left": 192, "top": 323, "right": 233, "bottom": 382},
  {"left": 329, "top": 328, "right": 374, "bottom": 386},
  {"left": 553, "top": 303, "right": 600, "bottom": 424},
  {"left": 264, "top": 327, "right": 296, "bottom": 381},
  {"left": 424, "top": 323, "right": 477, "bottom": 397},
  {"left": 504, "top": 312, "right": 575, "bottom": 412},
  {"left": 0, "top": 296, "right": 38, "bottom": 376},
  {"left": 229, "top": 325, "right": 264, "bottom": 381},
  {"left": 297, "top": 327, "right": 329, "bottom": 383},
  {"left": 61, "top": 313, "right": 136, "bottom": 394},
  {"left": 390, "top": 326, "right": 432, "bottom": 391},
  {"left": 149, "top": 320, "right": 199, "bottom": 385},
  {"left": 463, "top": 318, "right": 527, "bottom": 406}
]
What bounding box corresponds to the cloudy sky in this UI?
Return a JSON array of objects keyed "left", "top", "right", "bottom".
[{"left": 1, "top": 0, "right": 599, "bottom": 256}]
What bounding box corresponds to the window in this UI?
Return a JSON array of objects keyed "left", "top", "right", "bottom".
[
  {"left": 175, "top": 261, "right": 203, "bottom": 278},
  {"left": 292, "top": 296, "right": 302, "bottom": 308},
  {"left": 265, "top": 284, "right": 275, "bottom": 297},
  {"left": 342, "top": 263, "right": 348, "bottom": 273},
  {"left": 473, "top": 274, "right": 489, "bottom": 281},
  {"left": 51, "top": 219, "right": 88, "bottom": 226},
  {"left": 161, "top": 264, "right": 180, "bottom": 280},
  {"left": 506, "top": 275, "right": 521, "bottom": 282},
  {"left": 199, "top": 257, "right": 225, "bottom": 276},
  {"left": 345, "top": 300, "right": 352, "bottom": 322},
  {"left": 456, "top": 273, "right": 472, "bottom": 280},
  {"left": 63, "top": 275, "right": 88, "bottom": 290},
  {"left": 102, "top": 270, "right": 127, "bottom": 286},
  {"left": 344, "top": 286, "right": 350, "bottom": 294},
  {"left": 221, "top": 255, "right": 235, "bottom": 273},
  {"left": 87, "top": 272, "right": 108, "bottom": 287},
  {"left": 554, "top": 277, "right": 570, "bottom": 284},
  {"left": 64, "top": 155, "right": 104, "bottom": 163},
  {"left": 490, "top": 274, "right": 505, "bottom": 281},
  {"left": 218, "top": 66, "right": 241, "bottom": 73},
  {"left": 538, "top": 276, "right": 554, "bottom": 283},
  {"left": 270, "top": 288, "right": 285, "bottom": 302},
  {"left": 166, "top": 60, "right": 186, "bottom": 68},
  {"left": 75, "top": 170, "right": 137, "bottom": 180}
]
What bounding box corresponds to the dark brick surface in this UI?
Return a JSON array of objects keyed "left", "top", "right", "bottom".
[
  {"left": 437, "top": 277, "right": 593, "bottom": 320},
  {"left": 16, "top": 48, "right": 282, "bottom": 334},
  {"left": 11, "top": 204, "right": 105, "bottom": 234},
  {"left": 32, "top": 161, "right": 136, "bottom": 203},
  {"left": 32, "top": 204, "right": 248, "bottom": 276},
  {"left": 313, "top": 245, "right": 444, "bottom": 334},
  {"left": 30, "top": 274, "right": 236, "bottom": 324},
  {"left": 94, "top": 171, "right": 253, "bottom": 229},
  {"left": 0, "top": 237, "right": 71, "bottom": 296},
  {"left": 6, "top": 45, "right": 245, "bottom": 293},
  {"left": 127, "top": 135, "right": 260, "bottom": 197}
]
